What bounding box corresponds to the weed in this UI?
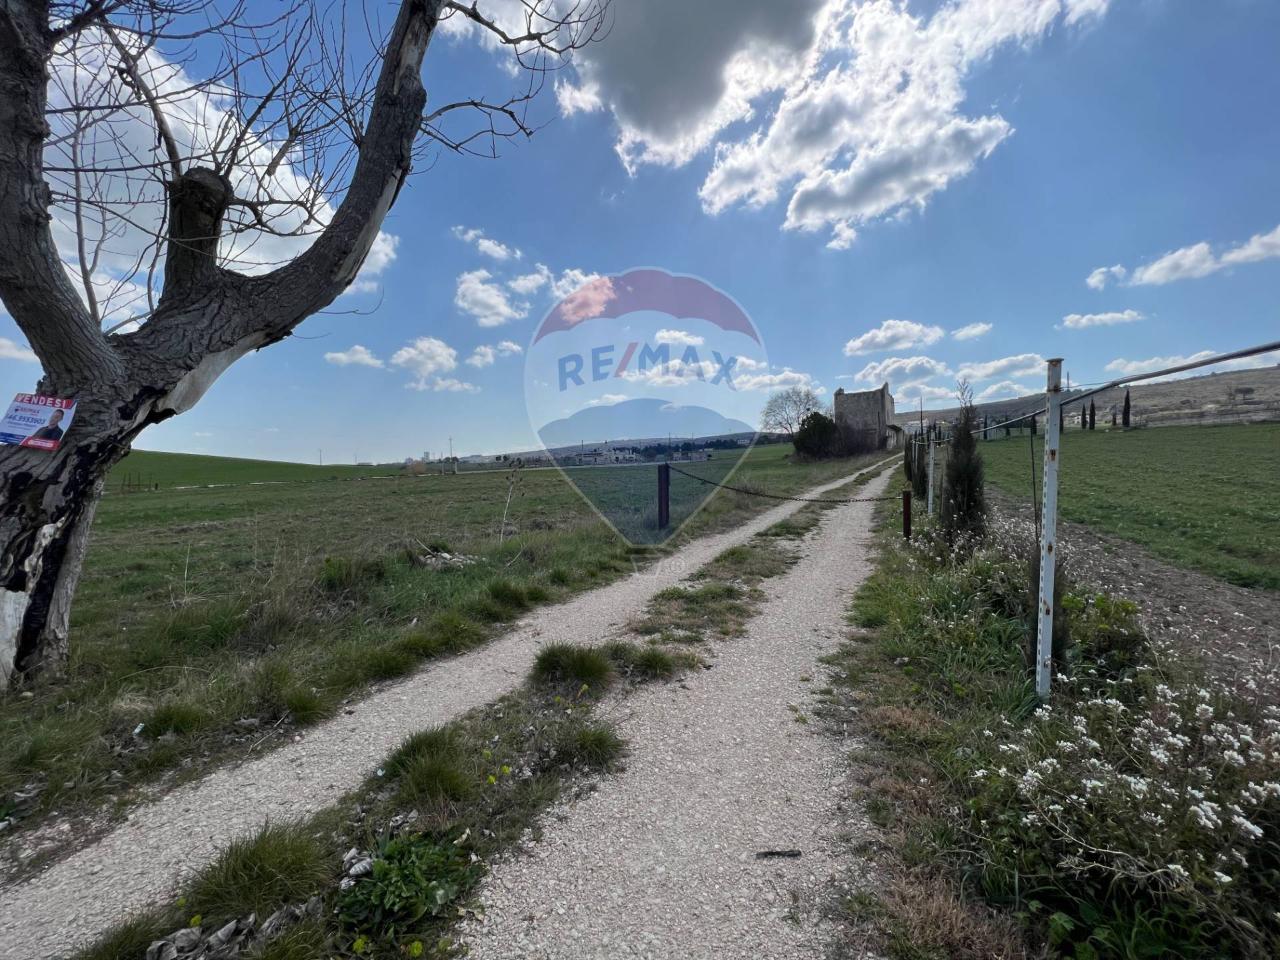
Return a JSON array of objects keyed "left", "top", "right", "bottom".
[
  {"left": 337, "top": 833, "right": 482, "bottom": 941},
  {"left": 557, "top": 723, "right": 625, "bottom": 769},
  {"left": 531, "top": 644, "right": 614, "bottom": 691},
  {"left": 186, "top": 822, "right": 334, "bottom": 922},
  {"left": 385, "top": 729, "right": 475, "bottom": 806}
]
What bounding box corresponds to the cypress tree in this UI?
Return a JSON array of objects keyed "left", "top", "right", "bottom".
[
  {"left": 942, "top": 390, "right": 984, "bottom": 545},
  {"left": 1089, "top": 399, "right": 1096, "bottom": 430},
  {"left": 1081, "top": 405, "right": 1086, "bottom": 429},
  {"left": 1122, "top": 389, "right": 1131, "bottom": 428}
]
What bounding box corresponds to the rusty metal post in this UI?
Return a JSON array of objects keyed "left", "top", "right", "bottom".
[
  {"left": 1035, "top": 358, "right": 1063, "bottom": 700},
  {"left": 902, "top": 489, "right": 912, "bottom": 540},
  {"left": 657, "top": 462, "right": 670, "bottom": 529}
]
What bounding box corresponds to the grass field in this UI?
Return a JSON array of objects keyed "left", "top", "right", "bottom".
[
  {"left": 107, "top": 449, "right": 400, "bottom": 487},
  {"left": 981, "top": 422, "right": 1280, "bottom": 589},
  {"left": 1, "top": 442, "right": 892, "bottom": 837}
]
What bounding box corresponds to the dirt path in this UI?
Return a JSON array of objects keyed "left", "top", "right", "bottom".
[
  {"left": 0, "top": 458, "right": 896, "bottom": 960},
  {"left": 460, "top": 471, "right": 890, "bottom": 960}
]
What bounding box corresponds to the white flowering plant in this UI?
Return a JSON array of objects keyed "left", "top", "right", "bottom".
[{"left": 852, "top": 520, "right": 1280, "bottom": 959}]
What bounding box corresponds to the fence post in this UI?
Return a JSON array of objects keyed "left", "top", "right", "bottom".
[
  {"left": 657, "top": 462, "right": 670, "bottom": 529},
  {"left": 902, "top": 489, "right": 911, "bottom": 540},
  {"left": 926, "top": 439, "right": 935, "bottom": 516},
  {"left": 1035, "top": 358, "right": 1064, "bottom": 700}
]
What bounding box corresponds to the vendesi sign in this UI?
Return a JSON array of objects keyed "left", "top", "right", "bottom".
[{"left": 0, "top": 394, "right": 77, "bottom": 451}]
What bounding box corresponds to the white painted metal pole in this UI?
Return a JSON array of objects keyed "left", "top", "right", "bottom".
[
  {"left": 1035, "top": 358, "right": 1064, "bottom": 700},
  {"left": 926, "top": 438, "right": 935, "bottom": 517}
]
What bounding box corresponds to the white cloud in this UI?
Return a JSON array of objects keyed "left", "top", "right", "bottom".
[
  {"left": 655, "top": 329, "right": 704, "bottom": 347},
  {"left": 391, "top": 336, "right": 460, "bottom": 390},
  {"left": 976, "top": 380, "right": 1035, "bottom": 401},
  {"left": 452, "top": 225, "right": 520, "bottom": 261},
  {"left": 324, "top": 344, "right": 384, "bottom": 368},
  {"left": 464, "top": 340, "right": 522, "bottom": 368},
  {"left": 431, "top": 377, "right": 481, "bottom": 394},
  {"left": 1089, "top": 223, "right": 1280, "bottom": 289},
  {"left": 957, "top": 353, "right": 1044, "bottom": 381},
  {"left": 508, "top": 264, "right": 552, "bottom": 295},
  {"left": 550, "top": 268, "right": 603, "bottom": 301},
  {"left": 586, "top": 393, "right": 628, "bottom": 406},
  {"left": 893, "top": 382, "right": 956, "bottom": 405},
  {"left": 1061, "top": 309, "right": 1144, "bottom": 330},
  {"left": 455, "top": 269, "right": 528, "bottom": 327},
  {"left": 193, "top": 431, "right": 213, "bottom": 438},
  {"left": 560, "top": 0, "right": 1111, "bottom": 245},
  {"left": 843, "top": 319, "right": 944, "bottom": 356},
  {"left": 1085, "top": 264, "right": 1127, "bottom": 290},
  {"left": 855, "top": 355, "right": 951, "bottom": 384},
  {"left": 0, "top": 337, "right": 39, "bottom": 363},
  {"left": 1103, "top": 349, "right": 1280, "bottom": 383},
  {"left": 951, "top": 322, "right": 992, "bottom": 341},
  {"left": 736, "top": 367, "right": 825, "bottom": 393},
  {"left": 465, "top": 345, "right": 497, "bottom": 368}
]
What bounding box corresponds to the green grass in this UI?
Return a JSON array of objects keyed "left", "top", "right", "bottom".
[
  {"left": 981, "top": 423, "right": 1280, "bottom": 589},
  {"left": 531, "top": 644, "right": 615, "bottom": 690},
  {"left": 828, "top": 508, "right": 1280, "bottom": 960},
  {"left": 1, "top": 443, "right": 887, "bottom": 844},
  {"left": 107, "top": 449, "right": 401, "bottom": 487}
]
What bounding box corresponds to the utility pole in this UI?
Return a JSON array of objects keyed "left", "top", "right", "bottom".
[{"left": 318, "top": 449, "right": 323, "bottom": 466}]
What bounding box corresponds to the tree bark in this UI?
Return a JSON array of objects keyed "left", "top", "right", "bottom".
[{"left": 0, "top": 0, "right": 450, "bottom": 685}]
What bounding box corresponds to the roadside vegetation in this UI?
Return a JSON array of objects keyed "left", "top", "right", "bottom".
[
  {"left": 981, "top": 422, "right": 1280, "bottom": 590},
  {"left": 826, "top": 507, "right": 1280, "bottom": 959},
  {"left": 70, "top": 477, "right": 859, "bottom": 960},
  {"left": 0, "top": 443, "right": 889, "bottom": 854}
]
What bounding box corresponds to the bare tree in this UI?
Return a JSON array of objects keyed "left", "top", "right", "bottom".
[
  {"left": 0, "top": 0, "right": 608, "bottom": 685},
  {"left": 760, "top": 386, "right": 822, "bottom": 438}
]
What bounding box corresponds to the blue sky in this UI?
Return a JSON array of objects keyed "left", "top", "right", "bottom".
[{"left": 2, "top": 0, "right": 1278, "bottom": 463}]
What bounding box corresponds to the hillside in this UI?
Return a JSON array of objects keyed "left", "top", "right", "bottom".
[
  {"left": 893, "top": 365, "right": 1280, "bottom": 429},
  {"left": 108, "top": 450, "right": 398, "bottom": 488}
]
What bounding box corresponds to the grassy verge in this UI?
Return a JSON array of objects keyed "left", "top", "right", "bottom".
[
  {"left": 0, "top": 446, "right": 887, "bottom": 848},
  {"left": 71, "top": 482, "right": 849, "bottom": 960},
  {"left": 981, "top": 422, "right": 1280, "bottom": 590},
  {"left": 824, "top": 507, "right": 1280, "bottom": 959}
]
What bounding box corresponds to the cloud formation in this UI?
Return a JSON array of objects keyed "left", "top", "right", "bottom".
[
  {"left": 1061, "top": 309, "right": 1143, "bottom": 329},
  {"left": 956, "top": 353, "right": 1044, "bottom": 381},
  {"left": 452, "top": 225, "right": 521, "bottom": 261},
  {"left": 1087, "top": 223, "right": 1280, "bottom": 289},
  {"left": 455, "top": 269, "right": 529, "bottom": 327},
  {"left": 0, "top": 337, "right": 39, "bottom": 363},
  {"left": 391, "top": 336, "right": 478, "bottom": 392},
  {"left": 855, "top": 355, "right": 951, "bottom": 384},
  {"left": 324, "top": 345, "right": 384, "bottom": 368},
  {"left": 558, "top": 0, "right": 1112, "bottom": 246},
  {"left": 844, "top": 319, "right": 944, "bottom": 356},
  {"left": 951, "top": 322, "right": 992, "bottom": 341}
]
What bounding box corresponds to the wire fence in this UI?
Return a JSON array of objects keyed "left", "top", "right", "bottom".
[
  {"left": 904, "top": 337, "right": 1280, "bottom": 699},
  {"left": 666, "top": 462, "right": 901, "bottom": 504}
]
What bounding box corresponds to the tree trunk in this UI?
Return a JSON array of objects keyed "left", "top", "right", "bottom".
[{"left": 0, "top": 396, "right": 134, "bottom": 684}]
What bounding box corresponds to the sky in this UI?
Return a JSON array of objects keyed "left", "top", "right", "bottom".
[{"left": 2, "top": 0, "right": 1279, "bottom": 464}]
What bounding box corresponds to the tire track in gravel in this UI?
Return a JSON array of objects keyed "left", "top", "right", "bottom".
[
  {"left": 0, "top": 457, "right": 897, "bottom": 960},
  {"left": 460, "top": 468, "right": 892, "bottom": 960}
]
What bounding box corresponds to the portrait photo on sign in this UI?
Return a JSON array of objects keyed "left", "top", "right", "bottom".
[{"left": 0, "top": 394, "right": 77, "bottom": 451}]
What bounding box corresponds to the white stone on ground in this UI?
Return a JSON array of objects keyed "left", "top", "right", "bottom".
[
  {"left": 0, "top": 459, "right": 895, "bottom": 960},
  {"left": 461, "top": 469, "right": 891, "bottom": 960}
]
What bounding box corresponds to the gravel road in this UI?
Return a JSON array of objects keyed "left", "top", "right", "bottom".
[
  {"left": 0, "top": 458, "right": 895, "bottom": 960},
  {"left": 461, "top": 469, "right": 891, "bottom": 960}
]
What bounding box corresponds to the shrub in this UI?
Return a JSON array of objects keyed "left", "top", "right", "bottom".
[
  {"left": 941, "top": 391, "right": 985, "bottom": 545},
  {"left": 793, "top": 411, "right": 840, "bottom": 459},
  {"left": 336, "top": 833, "right": 482, "bottom": 941}
]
